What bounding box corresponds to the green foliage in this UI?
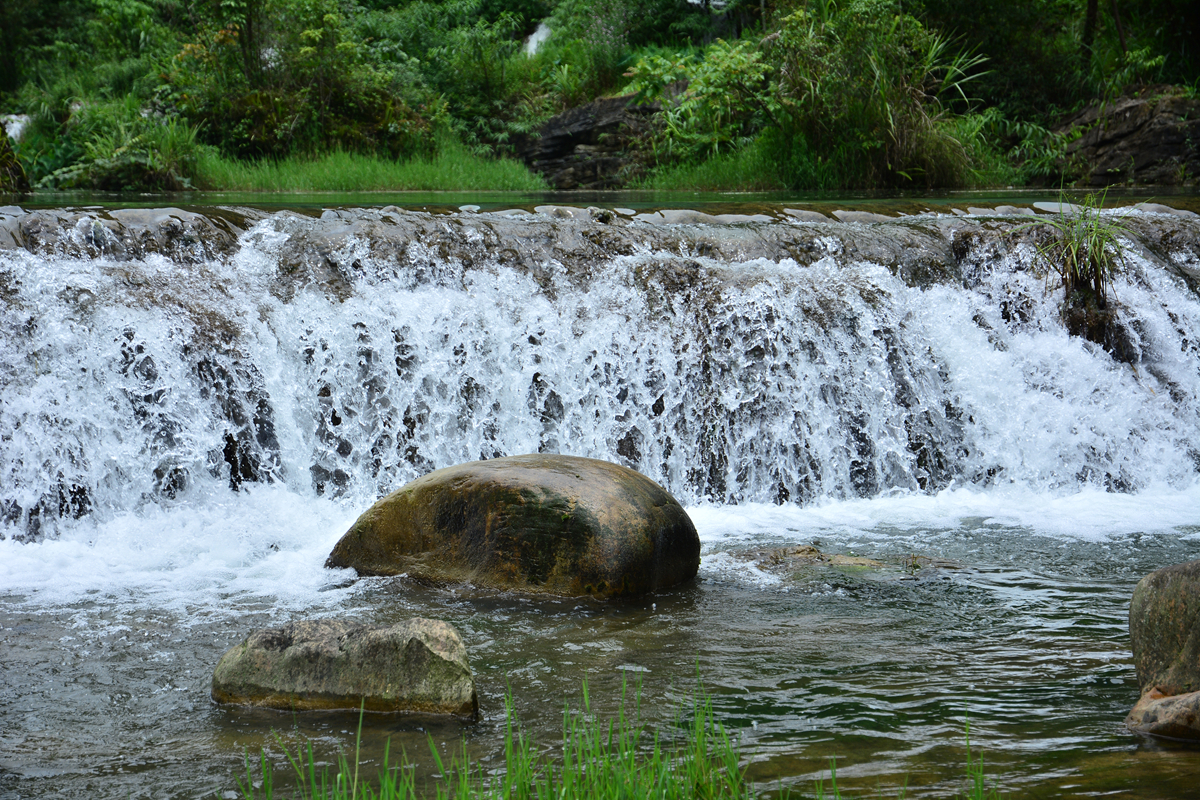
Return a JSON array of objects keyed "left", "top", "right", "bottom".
[
  {"left": 631, "top": 0, "right": 989, "bottom": 189},
  {"left": 233, "top": 680, "right": 1006, "bottom": 800},
  {"left": 0, "top": 124, "right": 32, "bottom": 194},
  {"left": 3, "top": 0, "right": 1194, "bottom": 192},
  {"left": 166, "top": 0, "right": 440, "bottom": 161},
  {"left": 1022, "top": 192, "right": 1129, "bottom": 313},
  {"left": 629, "top": 40, "right": 778, "bottom": 162},
  {"left": 237, "top": 681, "right": 756, "bottom": 800},
  {"left": 29, "top": 94, "right": 207, "bottom": 190}
]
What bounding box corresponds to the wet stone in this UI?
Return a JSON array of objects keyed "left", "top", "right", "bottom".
[
  {"left": 325, "top": 454, "right": 700, "bottom": 599},
  {"left": 211, "top": 618, "right": 478, "bottom": 718}
]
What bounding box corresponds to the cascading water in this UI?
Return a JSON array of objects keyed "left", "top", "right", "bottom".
[
  {"left": 3, "top": 204, "right": 1199, "bottom": 538},
  {"left": 3, "top": 202, "right": 1200, "bottom": 799}
]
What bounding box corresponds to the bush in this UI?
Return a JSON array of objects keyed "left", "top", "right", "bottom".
[
  {"left": 630, "top": 0, "right": 989, "bottom": 190},
  {"left": 168, "top": 0, "right": 438, "bottom": 160}
]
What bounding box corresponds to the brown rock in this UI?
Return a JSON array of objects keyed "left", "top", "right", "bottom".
[
  {"left": 211, "top": 618, "right": 478, "bottom": 718},
  {"left": 1129, "top": 559, "right": 1200, "bottom": 695},
  {"left": 1126, "top": 687, "right": 1200, "bottom": 740},
  {"left": 325, "top": 454, "right": 700, "bottom": 599}
]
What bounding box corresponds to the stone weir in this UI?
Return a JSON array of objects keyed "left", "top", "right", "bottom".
[
  {"left": 3, "top": 202, "right": 1200, "bottom": 541},
  {"left": 3, "top": 203, "right": 1197, "bottom": 297}
]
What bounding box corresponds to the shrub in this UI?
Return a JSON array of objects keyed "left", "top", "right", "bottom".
[
  {"left": 629, "top": 0, "right": 989, "bottom": 189},
  {"left": 168, "top": 0, "right": 438, "bottom": 160}
]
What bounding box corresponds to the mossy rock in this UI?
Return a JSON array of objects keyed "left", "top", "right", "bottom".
[
  {"left": 1129, "top": 559, "right": 1200, "bottom": 695},
  {"left": 325, "top": 454, "right": 700, "bottom": 599},
  {"left": 211, "top": 618, "right": 477, "bottom": 718}
]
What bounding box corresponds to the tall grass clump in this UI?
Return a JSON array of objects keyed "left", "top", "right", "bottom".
[
  {"left": 237, "top": 681, "right": 753, "bottom": 800},
  {"left": 1019, "top": 191, "right": 1130, "bottom": 343},
  {"left": 235, "top": 679, "right": 1004, "bottom": 800},
  {"left": 195, "top": 139, "right": 547, "bottom": 192}
]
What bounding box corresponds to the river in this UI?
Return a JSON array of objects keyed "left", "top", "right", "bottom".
[{"left": 2, "top": 196, "right": 1199, "bottom": 798}]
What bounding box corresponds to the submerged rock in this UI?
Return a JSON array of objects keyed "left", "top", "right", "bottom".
[
  {"left": 1126, "top": 559, "right": 1200, "bottom": 738},
  {"left": 757, "top": 544, "right": 884, "bottom": 570},
  {"left": 325, "top": 454, "right": 700, "bottom": 599},
  {"left": 211, "top": 618, "right": 478, "bottom": 718}
]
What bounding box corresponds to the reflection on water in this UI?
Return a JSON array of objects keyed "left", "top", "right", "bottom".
[{"left": 4, "top": 508, "right": 1200, "bottom": 799}]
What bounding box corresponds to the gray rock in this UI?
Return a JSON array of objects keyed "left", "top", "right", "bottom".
[
  {"left": 325, "top": 454, "right": 700, "bottom": 599},
  {"left": 1126, "top": 559, "right": 1200, "bottom": 738},
  {"left": 211, "top": 618, "right": 478, "bottom": 718},
  {"left": 512, "top": 94, "right": 662, "bottom": 190},
  {"left": 1033, "top": 201, "right": 1082, "bottom": 214},
  {"left": 832, "top": 210, "right": 895, "bottom": 223},
  {"left": 782, "top": 209, "right": 832, "bottom": 223},
  {"left": 1135, "top": 202, "right": 1199, "bottom": 219}
]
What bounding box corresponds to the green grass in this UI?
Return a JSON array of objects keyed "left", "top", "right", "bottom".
[
  {"left": 1021, "top": 190, "right": 1130, "bottom": 311},
  {"left": 235, "top": 680, "right": 1003, "bottom": 800},
  {"left": 195, "top": 142, "right": 547, "bottom": 193}
]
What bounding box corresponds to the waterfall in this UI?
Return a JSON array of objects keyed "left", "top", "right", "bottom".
[{"left": 3, "top": 204, "right": 1199, "bottom": 542}]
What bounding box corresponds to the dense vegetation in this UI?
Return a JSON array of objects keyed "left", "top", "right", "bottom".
[{"left": 0, "top": 0, "right": 1196, "bottom": 192}]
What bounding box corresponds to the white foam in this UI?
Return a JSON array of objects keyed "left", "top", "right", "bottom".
[
  {"left": 0, "top": 484, "right": 360, "bottom": 618},
  {"left": 687, "top": 482, "right": 1200, "bottom": 545}
]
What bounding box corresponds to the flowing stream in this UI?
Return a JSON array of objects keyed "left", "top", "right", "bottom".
[{"left": 3, "top": 200, "right": 1200, "bottom": 798}]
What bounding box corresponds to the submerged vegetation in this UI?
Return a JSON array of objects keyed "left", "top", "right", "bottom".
[
  {"left": 236, "top": 682, "right": 1003, "bottom": 800},
  {"left": 0, "top": 0, "right": 1196, "bottom": 193}
]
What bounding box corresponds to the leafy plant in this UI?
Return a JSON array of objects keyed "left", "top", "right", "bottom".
[
  {"left": 0, "top": 121, "right": 31, "bottom": 194},
  {"left": 1025, "top": 192, "right": 1128, "bottom": 312}
]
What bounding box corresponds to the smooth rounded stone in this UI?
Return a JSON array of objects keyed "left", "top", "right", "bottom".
[
  {"left": 993, "top": 205, "right": 1036, "bottom": 216},
  {"left": 211, "top": 618, "right": 478, "bottom": 718},
  {"left": 783, "top": 208, "right": 832, "bottom": 223},
  {"left": 1032, "top": 201, "right": 1083, "bottom": 214},
  {"left": 325, "top": 454, "right": 700, "bottom": 598},
  {"left": 1126, "top": 687, "right": 1200, "bottom": 739},
  {"left": 650, "top": 209, "right": 718, "bottom": 224},
  {"left": 1129, "top": 559, "right": 1200, "bottom": 695},
  {"left": 458, "top": 205, "right": 480, "bottom": 213},
  {"left": 614, "top": 208, "right": 636, "bottom": 216},
  {"left": 832, "top": 209, "right": 894, "bottom": 223}
]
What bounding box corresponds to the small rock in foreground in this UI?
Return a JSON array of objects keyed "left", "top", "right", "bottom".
[{"left": 211, "top": 618, "right": 477, "bottom": 719}]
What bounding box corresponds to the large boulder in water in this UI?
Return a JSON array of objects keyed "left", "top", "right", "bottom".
[
  {"left": 211, "top": 618, "right": 477, "bottom": 718},
  {"left": 324, "top": 454, "right": 700, "bottom": 599},
  {"left": 1126, "top": 559, "right": 1200, "bottom": 738}
]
